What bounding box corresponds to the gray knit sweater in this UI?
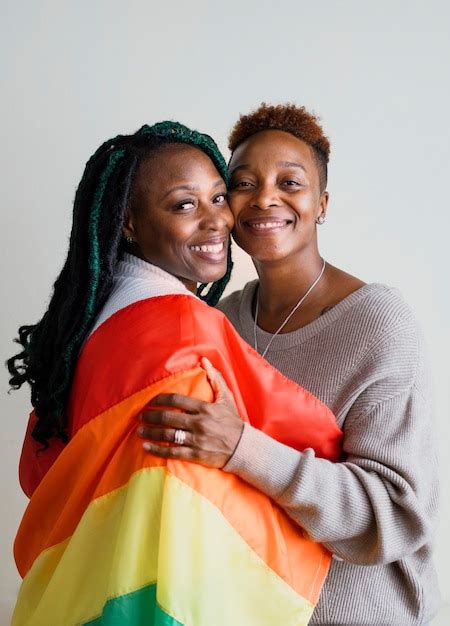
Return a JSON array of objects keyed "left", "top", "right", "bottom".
[{"left": 218, "top": 282, "right": 440, "bottom": 626}]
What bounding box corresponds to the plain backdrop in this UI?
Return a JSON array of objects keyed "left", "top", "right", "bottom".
[{"left": 1, "top": 1, "right": 449, "bottom": 623}]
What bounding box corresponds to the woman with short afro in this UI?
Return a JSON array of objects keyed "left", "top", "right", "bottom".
[{"left": 151, "top": 104, "right": 440, "bottom": 626}]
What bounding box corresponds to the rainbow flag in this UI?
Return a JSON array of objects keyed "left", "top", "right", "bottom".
[{"left": 13, "top": 295, "right": 343, "bottom": 626}]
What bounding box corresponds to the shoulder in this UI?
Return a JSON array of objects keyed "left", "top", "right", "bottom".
[
  {"left": 217, "top": 282, "right": 255, "bottom": 313},
  {"left": 217, "top": 280, "right": 258, "bottom": 327},
  {"left": 343, "top": 285, "right": 429, "bottom": 391},
  {"left": 315, "top": 283, "right": 427, "bottom": 395},
  {"left": 342, "top": 283, "right": 419, "bottom": 342}
]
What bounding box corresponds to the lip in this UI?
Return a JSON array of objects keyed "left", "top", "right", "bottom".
[
  {"left": 188, "top": 235, "right": 229, "bottom": 263},
  {"left": 241, "top": 216, "right": 293, "bottom": 235}
]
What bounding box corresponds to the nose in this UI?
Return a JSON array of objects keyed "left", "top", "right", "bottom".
[
  {"left": 250, "top": 184, "right": 280, "bottom": 210},
  {"left": 200, "top": 200, "right": 234, "bottom": 232}
]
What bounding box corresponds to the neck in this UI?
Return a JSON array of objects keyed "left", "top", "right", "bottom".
[
  {"left": 181, "top": 279, "right": 198, "bottom": 294},
  {"left": 254, "top": 250, "right": 326, "bottom": 315}
]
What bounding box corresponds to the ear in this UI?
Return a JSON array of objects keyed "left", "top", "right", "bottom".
[
  {"left": 318, "top": 191, "right": 329, "bottom": 220},
  {"left": 122, "top": 212, "right": 136, "bottom": 240}
]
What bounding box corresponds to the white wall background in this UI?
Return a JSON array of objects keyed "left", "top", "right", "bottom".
[{"left": 1, "top": 1, "right": 449, "bottom": 623}]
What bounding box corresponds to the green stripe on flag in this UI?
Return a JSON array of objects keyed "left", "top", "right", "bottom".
[{"left": 83, "top": 583, "right": 183, "bottom": 626}]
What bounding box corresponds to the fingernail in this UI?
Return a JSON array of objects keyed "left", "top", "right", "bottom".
[
  {"left": 137, "top": 426, "right": 145, "bottom": 436},
  {"left": 143, "top": 442, "right": 152, "bottom": 451}
]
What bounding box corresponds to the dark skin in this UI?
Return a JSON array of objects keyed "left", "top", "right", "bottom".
[
  {"left": 124, "top": 144, "right": 233, "bottom": 290},
  {"left": 125, "top": 145, "right": 243, "bottom": 466},
  {"left": 229, "top": 130, "right": 364, "bottom": 330},
  {"left": 139, "top": 357, "right": 243, "bottom": 468},
  {"left": 139, "top": 130, "right": 365, "bottom": 467}
]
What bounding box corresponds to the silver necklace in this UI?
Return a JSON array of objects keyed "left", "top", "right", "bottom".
[{"left": 254, "top": 258, "right": 326, "bottom": 358}]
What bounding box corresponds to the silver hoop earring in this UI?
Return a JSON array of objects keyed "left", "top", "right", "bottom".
[{"left": 316, "top": 215, "right": 326, "bottom": 225}]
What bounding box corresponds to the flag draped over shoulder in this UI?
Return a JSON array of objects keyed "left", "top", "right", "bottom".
[{"left": 13, "top": 295, "right": 343, "bottom": 626}]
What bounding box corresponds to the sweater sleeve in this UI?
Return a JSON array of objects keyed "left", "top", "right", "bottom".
[{"left": 224, "top": 320, "right": 439, "bottom": 566}]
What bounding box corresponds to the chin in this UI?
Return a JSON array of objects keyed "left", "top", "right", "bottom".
[
  {"left": 235, "top": 241, "right": 287, "bottom": 262},
  {"left": 176, "top": 264, "right": 227, "bottom": 289},
  {"left": 198, "top": 271, "right": 226, "bottom": 284}
]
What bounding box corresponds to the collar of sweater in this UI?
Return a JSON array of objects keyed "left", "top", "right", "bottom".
[
  {"left": 90, "top": 253, "right": 196, "bottom": 336},
  {"left": 118, "top": 253, "right": 195, "bottom": 297}
]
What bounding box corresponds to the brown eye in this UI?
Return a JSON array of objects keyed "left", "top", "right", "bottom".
[
  {"left": 232, "top": 180, "right": 253, "bottom": 189},
  {"left": 175, "top": 199, "right": 196, "bottom": 211},
  {"left": 213, "top": 193, "right": 227, "bottom": 204}
]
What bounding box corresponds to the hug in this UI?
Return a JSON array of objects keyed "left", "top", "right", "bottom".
[{"left": 8, "top": 104, "right": 439, "bottom": 625}]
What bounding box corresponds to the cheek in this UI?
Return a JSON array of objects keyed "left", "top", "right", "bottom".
[
  {"left": 228, "top": 194, "right": 245, "bottom": 218},
  {"left": 134, "top": 217, "right": 176, "bottom": 254},
  {"left": 294, "top": 194, "right": 319, "bottom": 219},
  {"left": 224, "top": 209, "right": 235, "bottom": 229}
]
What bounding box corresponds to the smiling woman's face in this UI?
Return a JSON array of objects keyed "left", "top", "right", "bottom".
[
  {"left": 228, "top": 130, "right": 328, "bottom": 265},
  {"left": 123, "top": 144, "right": 233, "bottom": 291}
]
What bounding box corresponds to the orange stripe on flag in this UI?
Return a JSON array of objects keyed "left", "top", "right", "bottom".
[{"left": 15, "top": 367, "right": 330, "bottom": 604}]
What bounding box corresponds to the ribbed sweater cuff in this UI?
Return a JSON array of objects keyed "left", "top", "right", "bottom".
[{"left": 223, "top": 423, "right": 303, "bottom": 498}]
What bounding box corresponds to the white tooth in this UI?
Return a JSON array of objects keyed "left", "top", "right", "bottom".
[
  {"left": 191, "top": 242, "right": 223, "bottom": 253},
  {"left": 207, "top": 243, "right": 222, "bottom": 253},
  {"left": 253, "top": 221, "right": 285, "bottom": 229}
]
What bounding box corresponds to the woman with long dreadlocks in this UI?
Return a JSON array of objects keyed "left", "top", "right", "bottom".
[{"left": 8, "top": 121, "right": 342, "bottom": 626}]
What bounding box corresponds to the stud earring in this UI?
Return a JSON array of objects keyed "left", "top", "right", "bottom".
[
  {"left": 125, "top": 236, "right": 134, "bottom": 244},
  {"left": 316, "top": 215, "right": 326, "bottom": 225}
]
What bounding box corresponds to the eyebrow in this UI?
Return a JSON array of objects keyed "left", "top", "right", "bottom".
[
  {"left": 229, "top": 164, "right": 249, "bottom": 176},
  {"left": 162, "top": 179, "right": 224, "bottom": 199},
  {"left": 276, "top": 161, "right": 307, "bottom": 172},
  {"left": 229, "top": 162, "right": 306, "bottom": 176}
]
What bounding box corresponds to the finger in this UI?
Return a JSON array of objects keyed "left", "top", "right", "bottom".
[
  {"left": 201, "top": 357, "right": 220, "bottom": 396},
  {"left": 148, "top": 393, "right": 203, "bottom": 414},
  {"left": 142, "top": 441, "right": 194, "bottom": 460},
  {"left": 137, "top": 426, "right": 192, "bottom": 446},
  {"left": 201, "top": 357, "right": 233, "bottom": 402},
  {"left": 140, "top": 409, "right": 194, "bottom": 429}
]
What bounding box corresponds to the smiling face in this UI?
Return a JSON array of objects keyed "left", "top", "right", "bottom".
[
  {"left": 123, "top": 144, "right": 233, "bottom": 291},
  {"left": 228, "top": 130, "right": 328, "bottom": 266}
]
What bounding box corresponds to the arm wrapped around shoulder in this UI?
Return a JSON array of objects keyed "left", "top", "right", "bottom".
[{"left": 225, "top": 306, "right": 439, "bottom": 566}]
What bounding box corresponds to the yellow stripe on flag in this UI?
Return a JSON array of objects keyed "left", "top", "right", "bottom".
[{"left": 13, "top": 467, "right": 314, "bottom": 626}]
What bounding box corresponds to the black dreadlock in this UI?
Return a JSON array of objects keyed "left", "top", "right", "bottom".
[{"left": 7, "top": 121, "right": 233, "bottom": 448}]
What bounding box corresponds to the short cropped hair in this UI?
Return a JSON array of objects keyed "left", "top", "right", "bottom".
[{"left": 228, "top": 103, "right": 330, "bottom": 191}]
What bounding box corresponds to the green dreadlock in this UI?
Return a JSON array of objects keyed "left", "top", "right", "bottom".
[{"left": 7, "top": 121, "right": 233, "bottom": 447}]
